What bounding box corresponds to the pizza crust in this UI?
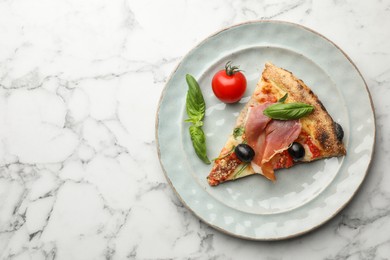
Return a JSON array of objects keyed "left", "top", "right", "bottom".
[{"left": 261, "top": 62, "right": 346, "bottom": 157}]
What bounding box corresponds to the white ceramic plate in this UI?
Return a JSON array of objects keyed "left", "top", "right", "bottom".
[{"left": 156, "top": 21, "right": 375, "bottom": 240}]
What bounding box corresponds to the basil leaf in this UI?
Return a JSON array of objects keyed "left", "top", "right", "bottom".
[
  {"left": 233, "top": 127, "right": 244, "bottom": 139},
  {"left": 189, "top": 125, "right": 210, "bottom": 164},
  {"left": 263, "top": 102, "right": 314, "bottom": 120},
  {"left": 233, "top": 163, "right": 249, "bottom": 179},
  {"left": 278, "top": 93, "right": 288, "bottom": 103},
  {"left": 212, "top": 145, "right": 235, "bottom": 161},
  {"left": 185, "top": 74, "right": 206, "bottom": 123},
  {"left": 184, "top": 74, "right": 210, "bottom": 165}
]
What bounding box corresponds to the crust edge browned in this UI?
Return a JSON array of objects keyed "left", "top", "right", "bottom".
[{"left": 262, "top": 62, "right": 346, "bottom": 157}]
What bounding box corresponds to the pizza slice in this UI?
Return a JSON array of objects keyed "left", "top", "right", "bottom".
[{"left": 207, "top": 62, "right": 346, "bottom": 186}]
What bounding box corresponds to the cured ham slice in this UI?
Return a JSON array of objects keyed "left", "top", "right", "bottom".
[
  {"left": 244, "top": 103, "right": 276, "bottom": 180},
  {"left": 244, "top": 103, "right": 272, "bottom": 146},
  {"left": 244, "top": 104, "right": 302, "bottom": 181},
  {"left": 262, "top": 120, "right": 302, "bottom": 163},
  {"left": 244, "top": 103, "right": 272, "bottom": 169}
]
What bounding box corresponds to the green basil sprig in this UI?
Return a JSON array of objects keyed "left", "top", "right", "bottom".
[
  {"left": 185, "top": 74, "right": 206, "bottom": 124},
  {"left": 233, "top": 126, "right": 244, "bottom": 139},
  {"left": 278, "top": 93, "right": 288, "bottom": 103},
  {"left": 263, "top": 102, "right": 314, "bottom": 120},
  {"left": 189, "top": 125, "right": 210, "bottom": 164},
  {"left": 233, "top": 163, "right": 249, "bottom": 179},
  {"left": 185, "top": 74, "right": 210, "bottom": 164}
]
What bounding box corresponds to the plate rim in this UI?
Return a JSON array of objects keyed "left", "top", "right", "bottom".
[{"left": 155, "top": 20, "right": 376, "bottom": 241}]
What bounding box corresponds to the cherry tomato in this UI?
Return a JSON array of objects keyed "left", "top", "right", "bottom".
[{"left": 212, "top": 61, "right": 247, "bottom": 103}]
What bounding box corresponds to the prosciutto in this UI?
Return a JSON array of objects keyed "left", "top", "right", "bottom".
[
  {"left": 245, "top": 103, "right": 272, "bottom": 158},
  {"left": 244, "top": 103, "right": 302, "bottom": 181},
  {"left": 262, "top": 120, "right": 301, "bottom": 163}
]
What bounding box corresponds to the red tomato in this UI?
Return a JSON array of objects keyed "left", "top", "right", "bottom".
[{"left": 212, "top": 61, "right": 247, "bottom": 103}]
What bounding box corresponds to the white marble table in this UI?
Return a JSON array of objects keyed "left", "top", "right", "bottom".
[{"left": 0, "top": 1, "right": 389, "bottom": 259}]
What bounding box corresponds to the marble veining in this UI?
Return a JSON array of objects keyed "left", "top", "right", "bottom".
[{"left": 0, "top": 0, "right": 389, "bottom": 259}]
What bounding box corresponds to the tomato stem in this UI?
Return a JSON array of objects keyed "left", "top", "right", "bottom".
[{"left": 225, "top": 61, "right": 242, "bottom": 76}]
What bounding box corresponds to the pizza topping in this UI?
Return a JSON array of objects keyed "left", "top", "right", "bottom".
[
  {"left": 233, "top": 163, "right": 250, "bottom": 179},
  {"left": 245, "top": 103, "right": 272, "bottom": 147},
  {"left": 208, "top": 152, "right": 241, "bottom": 186},
  {"left": 273, "top": 150, "right": 294, "bottom": 169},
  {"left": 244, "top": 103, "right": 271, "bottom": 168},
  {"left": 234, "top": 144, "right": 255, "bottom": 162},
  {"left": 278, "top": 93, "right": 288, "bottom": 103},
  {"left": 306, "top": 137, "right": 321, "bottom": 159},
  {"left": 212, "top": 145, "right": 235, "bottom": 161},
  {"left": 288, "top": 142, "right": 305, "bottom": 161},
  {"left": 334, "top": 122, "right": 344, "bottom": 141},
  {"left": 257, "top": 80, "right": 278, "bottom": 103},
  {"left": 257, "top": 161, "right": 275, "bottom": 181},
  {"left": 262, "top": 119, "right": 302, "bottom": 163},
  {"left": 244, "top": 102, "right": 303, "bottom": 181},
  {"left": 263, "top": 102, "right": 314, "bottom": 120},
  {"left": 257, "top": 119, "right": 301, "bottom": 180},
  {"left": 299, "top": 132, "right": 321, "bottom": 159},
  {"left": 233, "top": 126, "right": 245, "bottom": 139}
]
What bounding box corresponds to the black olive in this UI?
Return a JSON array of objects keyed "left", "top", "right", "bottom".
[
  {"left": 288, "top": 142, "right": 305, "bottom": 161},
  {"left": 234, "top": 144, "right": 255, "bottom": 162},
  {"left": 334, "top": 122, "right": 344, "bottom": 141}
]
